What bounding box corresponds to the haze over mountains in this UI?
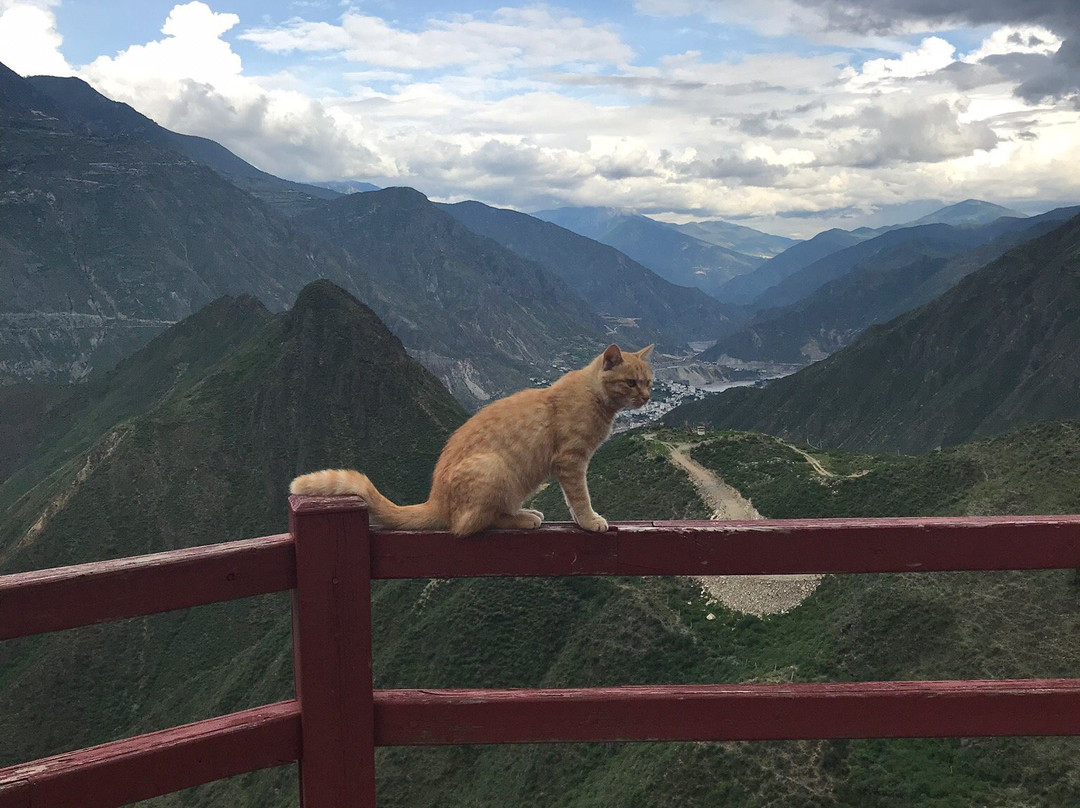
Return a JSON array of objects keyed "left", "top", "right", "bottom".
[
  {"left": 704, "top": 207, "right": 1080, "bottom": 366},
  {"left": 0, "top": 63, "right": 676, "bottom": 405},
  {"left": 533, "top": 205, "right": 774, "bottom": 298},
  {"left": 668, "top": 209, "right": 1080, "bottom": 453}
]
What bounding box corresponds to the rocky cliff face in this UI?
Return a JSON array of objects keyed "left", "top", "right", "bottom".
[
  {"left": 0, "top": 63, "right": 348, "bottom": 383},
  {"left": 294, "top": 187, "right": 607, "bottom": 406}
]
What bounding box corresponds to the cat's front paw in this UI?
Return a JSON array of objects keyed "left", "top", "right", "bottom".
[{"left": 577, "top": 513, "right": 609, "bottom": 533}]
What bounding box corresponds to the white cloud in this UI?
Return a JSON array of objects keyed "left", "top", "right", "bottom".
[
  {"left": 0, "top": 0, "right": 71, "bottom": 76},
  {"left": 83, "top": 2, "right": 242, "bottom": 91},
  {"left": 75, "top": 2, "right": 389, "bottom": 179},
  {"left": 964, "top": 25, "right": 1063, "bottom": 63},
  {"left": 240, "top": 6, "right": 634, "bottom": 73},
  {"left": 843, "top": 36, "right": 957, "bottom": 90},
  {"left": 4, "top": 1, "right": 1074, "bottom": 237}
]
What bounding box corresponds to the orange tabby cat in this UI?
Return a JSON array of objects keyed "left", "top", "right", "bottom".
[{"left": 290, "top": 343, "right": 654, "bottom": 536}]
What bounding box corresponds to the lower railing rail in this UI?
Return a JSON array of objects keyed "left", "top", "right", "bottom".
[{"left": 1, "top": 497, "right": 1079, "bottom": 808}]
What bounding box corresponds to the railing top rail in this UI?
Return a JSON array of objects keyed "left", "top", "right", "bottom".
[
  {"left": 6, "top": 508, "right": 1080, "bottom": 639},
  {"left": 368, "top": 511, "right": 1080, "bottom": 579},
  {"left": 0, "top": 533, "right": 294, "bottom": 640},
  {"left": 4, "top": 501, "right": 1080, "bottom": 808}
]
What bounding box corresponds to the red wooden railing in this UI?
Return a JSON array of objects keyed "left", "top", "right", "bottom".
[{"left": 3, "top": 497, "right": 1080, "bottom": 807}]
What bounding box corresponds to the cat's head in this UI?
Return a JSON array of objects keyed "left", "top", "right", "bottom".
[{"left": 598, "top": 344, "right": 654, "bottom": 410}]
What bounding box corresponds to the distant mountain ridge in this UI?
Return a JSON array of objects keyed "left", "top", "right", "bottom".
[
  {"left": 1, "top": 62, "right": 355, "bottom": 384},
  {"left": 715, "top": 228, "right": 867, "bottom": 305},
  {"left": 312, "top": 180, "right": 381, "bottom": 195},
  {"left": 533, "top": 206, "right": 764, "bottom": 298},
  {"left": 668, "top": 219, "right": 798, "bottom": 258},
  {"left": 294, "top": 188, "right": 608, "bottom": 405},
  {"left": 667, "top": 211, "right": 1080, "bottom": 452},
  {"left": 23, "top": 73, "right": 344, "bottom": 214},
  {"left": 747, "top": 222, "right": 993, "bottom": 310},
  {"left": 438, "top": 200, "right": 748, "bottom": 346},
  {"left": 909, "top": 198, "right": 1026, "bottom": 227},
  {"left": 1, "top": 62, "right": 604, "bottom": 405},
  {"left": 703, "top": 207, "right": 1080, "bottom": 365}
]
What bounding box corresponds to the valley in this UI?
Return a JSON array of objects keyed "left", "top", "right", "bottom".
[{"left": 2, "top": 48, "right": 1080, "bottom": 808}]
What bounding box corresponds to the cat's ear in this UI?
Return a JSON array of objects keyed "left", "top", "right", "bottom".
[
  {"left": 602, "top": 344, "right": 623, "bottom": 370},
  {"left": 635, "top": 344, "right": 655, "bottom": 361}
]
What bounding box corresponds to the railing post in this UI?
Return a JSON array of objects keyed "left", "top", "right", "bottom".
[{"left": 288, "top": 495, "right": 375, "bottom": 808}]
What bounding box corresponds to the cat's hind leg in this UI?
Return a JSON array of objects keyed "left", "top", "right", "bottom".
[
  {"left": 492, "top": 510, "right": 543, "bottom": 530},
  {"left": 449, "top": 506, "right": 493, "bottom": 537}
]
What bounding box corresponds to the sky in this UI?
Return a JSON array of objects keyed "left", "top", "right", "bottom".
[{"left": 1, "top": 0, "right": 1079, "bottom": 237}]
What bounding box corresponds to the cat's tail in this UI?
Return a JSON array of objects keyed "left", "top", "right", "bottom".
[{"left": 289, "top": 469, "right": 444, "bottom": 530}]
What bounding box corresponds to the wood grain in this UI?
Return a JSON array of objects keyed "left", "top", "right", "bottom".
[
  {"left": 368, "top": 515, "right": 1080, "bottom": 578},
  {"left": 0, "top": 702, "right": 300, "bottom": 808},
  {"left": 373, "top": 679, "right": 1080, "bottom": 745},
  {"left": 0, "top": 534, "right": 295, "bottom": 640}
]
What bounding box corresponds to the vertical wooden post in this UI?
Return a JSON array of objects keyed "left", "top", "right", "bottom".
[{"left": 289, "top": 495, "right": 375, "bottom": 808}]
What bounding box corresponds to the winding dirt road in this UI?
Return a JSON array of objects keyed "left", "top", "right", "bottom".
[{"left": 656, "top": 438, "right": 823, "bottom": 618}]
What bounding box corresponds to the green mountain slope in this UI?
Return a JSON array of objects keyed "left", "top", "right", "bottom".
[
  {"left": 669, "top": 211, "right": 1080, "bottom": 453},
  {"left": 383, "top": 422, "right": 1080, "bottom": 808},
  {"left": 4, "top": 279, "right": 1080, "bottom": 808},
  {"left": 0, "top": 294, "right": 272, "bottom": 508},
  {"left": 0, "top": 281, "right": 466, "bottom": 807}
]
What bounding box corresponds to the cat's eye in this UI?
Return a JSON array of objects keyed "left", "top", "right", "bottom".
[{"left": 626, "top": 380, "right": 637, "bottom": 387}]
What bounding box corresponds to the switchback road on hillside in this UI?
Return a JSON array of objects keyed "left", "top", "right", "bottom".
[{"left": 651, "top": 436, "right": 823, "bottom": 617}]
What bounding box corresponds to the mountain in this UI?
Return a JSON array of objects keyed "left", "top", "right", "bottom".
[
  {"left": 533, "top": 206, "right": 763, "bottom": 298},
  {"left": 438, "top": 200, "right": 748, "bottom": 347},
  {"left": 746, "top": 222, "right": 1000, "bottom": 311},
  {"left": 294, "top": 188, "right": 607, "bottom": 405},
  {"left": 0, "top": 282, "right": 468, "bottom": 807},
  {"left": 667, "top": 219, "right": 799, "bottom": 258},
  {"left": 701, "top": 208, "right": 1080, "bottom": 365},
  {"left": 909, "top": 198, "right": 1026, "bottom": 227},
  {"left": 7, "top": 285, "right": 1080, "bottom": 808},
  {"left": 666, "top": 211, "right": 1080, "bottom": 452},
  {"left": 528, "top": 205, "right": 628, "bottom": 240},
  {"left": 5, "top": 282, "right": 1080, "bottom": 806},
  {"left": 2, "top": 64, "right": 604, "bottom": 406},
  {"left": 23, "top": 73, "right": 343, "bottom": 215},
  {"left": 0, "top": 61, "right": 356, "bottom": 385},
  {"left": 715, "top": 228, "right": 867, "bottom": 306},
  {"left": 0, "top": 294, "right": 273, "bottom": 508}
]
